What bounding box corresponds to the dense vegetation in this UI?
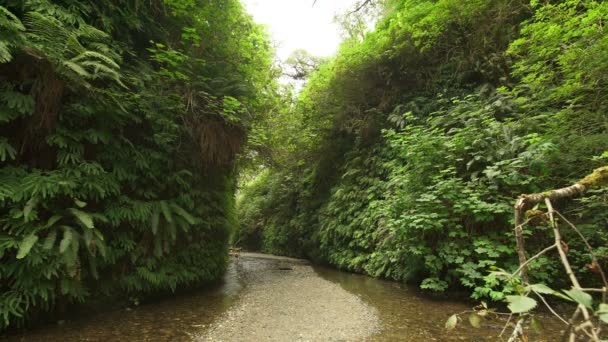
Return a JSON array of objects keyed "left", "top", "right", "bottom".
[
  {"left": 0, "top": 0, "right": 276, "bottom": 329},
  {"left": 2, "top": 0, "right": 607, "bottom": 333},
  {"left": 238, "top": 0, "right": 608, "bottom": 300}
]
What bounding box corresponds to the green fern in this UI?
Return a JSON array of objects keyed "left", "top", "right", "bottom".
[
  {"left": 0, "top": 6, "right": 25, "bottom": 63},
  {"left": 0, "top": 138, "right": 16, "bottom": 162}
]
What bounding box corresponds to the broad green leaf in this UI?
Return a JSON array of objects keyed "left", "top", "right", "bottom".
[
  {"left": 598, "top": 303, "right": 608, "bottom": 324},
  {"left": 564, "top": 289, "right": 593, "bottom": 309},
  {"left": 506, "top": 295, "right": 537, "bottom": 314},
  {"left": 16, "top": 234, "right": 38, "bottom": 259},
  {"left": 445, "top": 314, "right": 458, "bottom": 330},
  {"left": 526, "top": 283, "right": 554, "bottom": 294},
  {"left": 68, "top": 208, "right": 94, "bottom": 229}
]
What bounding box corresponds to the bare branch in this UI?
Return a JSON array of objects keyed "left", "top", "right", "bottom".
[
  {"left": 499, "top": 313, "right": 513, "bottom": 340},
  {"left": 546, "top": 199, "right": 600, "bottom": 341},
  {"left": 513, "top": 166, "right": 608, "bottom": 283},
  {"left": 533, "top": 290, "right": 569, "bottom": 325},
  {"left": 510, "top": 243, "right": 557, "bottom": 278},
  {"left": 348, "top": 0, "right": 374, "bottom": 15}
]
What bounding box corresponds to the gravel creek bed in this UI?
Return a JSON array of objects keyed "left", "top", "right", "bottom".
[{"left": 197, "top": 253, "right": 380, "bottom": 341}]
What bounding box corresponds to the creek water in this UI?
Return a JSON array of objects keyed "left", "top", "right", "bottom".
[{"left": 3, "top": 253, "right": 561, "bottom": 341}]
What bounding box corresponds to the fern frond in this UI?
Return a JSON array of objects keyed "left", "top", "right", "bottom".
[
  {"left": 24, "top": 12, "right": 70, "bottom": 49},
  {"left": 59, "top": 226, "right": 74, "bottom": 253},
  {"left": 71, "top": 51, "right": 120, "bottom": 69},
  {"left": 62, "top": 60, "right": 91, "bottom": 78},
  {"left": 74, "top": 24, "right": 109, "bottom": 41},
  {"left": 65, "top": 34, "right": 86, "bottom": 55},
  {"left": 0, "top": 6, "right": 25, "bottom": 32},
  {"left": 16, "top": 234, "right": 38, "bottom": 259},
  {"left": 159, "top": 201, "right": 173, "bottom": 224},
  {"left": 43, "top": 231, "right": 57, "bottom": 250},
  {"left": 0, "top": 41, "right": 13, "bottom": 63},
  {"left": 68, "top": 208, "right": 94, "bottom": 229},
  {"left": 169, "top": 203, "right": 197, "bottom": 225},
  {"left": 0, "top": 137, "right": 16, "bottom": 162}
]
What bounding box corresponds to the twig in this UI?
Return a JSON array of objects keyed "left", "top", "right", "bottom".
[
  {"left": 533, "top": 290, "right": 569, "bottom": 325},
  {"left": 499, "top": 313, "right": 513, "bottom": 340},
  {"left": 510, "top": 243, "right": 557, "bottom": 278},
  {"left": 579, "top": 288, "right": 607, "bottom": 293},
  {"left": 348, "top": 0, "right": 373, "bottom": 15}
]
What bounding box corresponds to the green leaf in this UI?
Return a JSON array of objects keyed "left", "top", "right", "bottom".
[
  {"left": 83, "top": 228, "right": 93, "bottom": 248},
  {"left": 59, "top": 228, "right": 73, "bottom": 253},
  {"left": 598, "top": 303, "right": 608, "bottom": 323},
  {"left": 0, "top": 137, "right": 16, "bottom": 161},
  {"left": 44, "top": 215, "right": 63, "bottom": 228},
  {"left": 170, "top": 203, "right": 197, "bottom": 225},
  {"left": 93, "top": 228, "right": 104, "bottom": 241},
  {"left": 564, "top": 289, "right": 593, "bottom": 309},
  {"left": 445, "top": 314, "right": 458, "bottom": 330},
  {"left": 526, "top": 283, "right": 554, "bottom": 295},
  {"left": 16, "top": 234, "right": 38, "bottom": 259},
  {"left": 23, "top": 197, "right": 37, "bottom": 221},
  {"left": 43, "top": 231, "right": 57, "bottom": 250},
  {"left": 74, "top": 199, "right": 87, "bottom": 208},
  {"left": 506, "top": 295, "right": 537, "bottom": 314},
  {"left": 468, "top": 313, "right": 481, "bottom": 328},
  {"left": 68, "top": 208, "right": 94, "bottom": 229},
  {"left": 160, "top": 201, "right": 173, "bottom": 224}
]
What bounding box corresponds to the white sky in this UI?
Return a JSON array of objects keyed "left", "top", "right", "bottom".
[{"left": 242, "top": 0, "right": 360, "bottom": 61}]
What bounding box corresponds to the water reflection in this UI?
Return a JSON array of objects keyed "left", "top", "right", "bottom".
[{"left": 314, "top": 265, "right": 562, "bottom": 341}]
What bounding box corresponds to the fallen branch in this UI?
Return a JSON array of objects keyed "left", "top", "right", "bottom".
[{"left": 513, "top": 166, "right": 608, "bottom": 282}]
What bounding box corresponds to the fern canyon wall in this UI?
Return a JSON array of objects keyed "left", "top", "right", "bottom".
[
  {"left": 0, "top": 0, "right": 277, "bottom": 329},
  {"left": 1, "top": 0, "right": 608, "bottom": 334},
  {"left": 237, "top": 0, "right": 608, "bottom": 299}
]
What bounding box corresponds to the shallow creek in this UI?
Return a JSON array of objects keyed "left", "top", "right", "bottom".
[{"left": 3, "top": 253, "right": 561, "bottom": 341}]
